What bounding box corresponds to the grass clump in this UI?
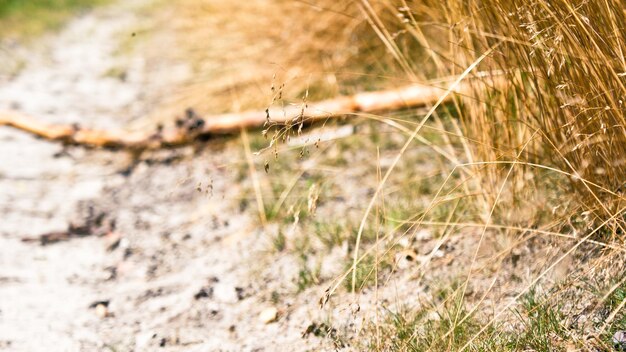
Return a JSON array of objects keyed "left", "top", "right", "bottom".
[
  {"left": 343, "top": 253, "right": 390, "bottom": 292},
  {"left": 0, "top": 0, "right": 108, "bottom": 38},
  {"left": 367, "top": 286, "right": 574, "bottom": 351},
  {"left": 295, "top": 253, "right": 321, "bottom": 293},
  {"left": 368, "top": 285, "right": 502, "bottom": 351},
  {"left": 510, "top": 289, "right": 569, "bottom": 351}
]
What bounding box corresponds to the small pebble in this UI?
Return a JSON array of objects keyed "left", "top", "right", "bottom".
[
  {"left": 259, "top": 307, "right": 278, "bottom": 324},
  {"left": 95, "top": 304, "right": 109, "bottom": 318},
  {"left": 89, "top": 300, "right": 111, "bottom": 318},
  {"left": 613, "top": 330, "right": 626, "bottom": 351}
]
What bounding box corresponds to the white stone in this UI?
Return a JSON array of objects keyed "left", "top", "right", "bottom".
[{"left": 259, "top": 307, "right": 278, "bottom": 324}]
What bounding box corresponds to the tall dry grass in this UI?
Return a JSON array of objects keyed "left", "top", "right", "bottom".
[
  {"left": 152, "top": 0, "right": 625, "bottom": 223},
  {"left": 395, "top": 0, "right": 626, "bottom": 224},
  {"left": 156, "top": 0, "right": 422, "bottom": 116},
  {"left": 352, "top": 0, "right": 626, "bottom": 348},
  {"left": 142, "top": 1, "right": 626, "bottom": 345}
]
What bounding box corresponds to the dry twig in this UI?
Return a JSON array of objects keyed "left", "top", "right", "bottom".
[{"left": 0, "top": 77, "right": 494, "bottom": 150}]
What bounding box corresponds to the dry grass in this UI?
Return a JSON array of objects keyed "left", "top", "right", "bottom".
[
  {"left": 420, "top": 0, "right": 626, "bottom": 214},
  {"left": 133, "top": 0, "right": 626, "bottom": 349},
  {"left": 340, "top": 0, "right": 626, "bottom": 350},
  {"left": 147, "top": 0, "right": 421, "bottom": 119}
]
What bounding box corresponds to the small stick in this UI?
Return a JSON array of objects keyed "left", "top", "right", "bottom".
[{"left": 0, "top": 76, "right": 496, "bottom": 150}]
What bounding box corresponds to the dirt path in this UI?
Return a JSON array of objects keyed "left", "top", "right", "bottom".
[{"left": 0, "top": 2, "right": 318, "bottom": 351}]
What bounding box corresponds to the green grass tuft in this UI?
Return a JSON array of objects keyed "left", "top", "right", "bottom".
[{"left": 0, "top": 0, "right": 109, "bottom": 38}]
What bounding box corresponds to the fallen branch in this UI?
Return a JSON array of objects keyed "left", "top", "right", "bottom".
[{"left": 0, "top": 76, "right": 495, "bottom": 150}]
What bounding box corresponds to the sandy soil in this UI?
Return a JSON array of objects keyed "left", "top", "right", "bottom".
[{"left": 0, "top": 2, "right": 352, "bottom": 350}]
